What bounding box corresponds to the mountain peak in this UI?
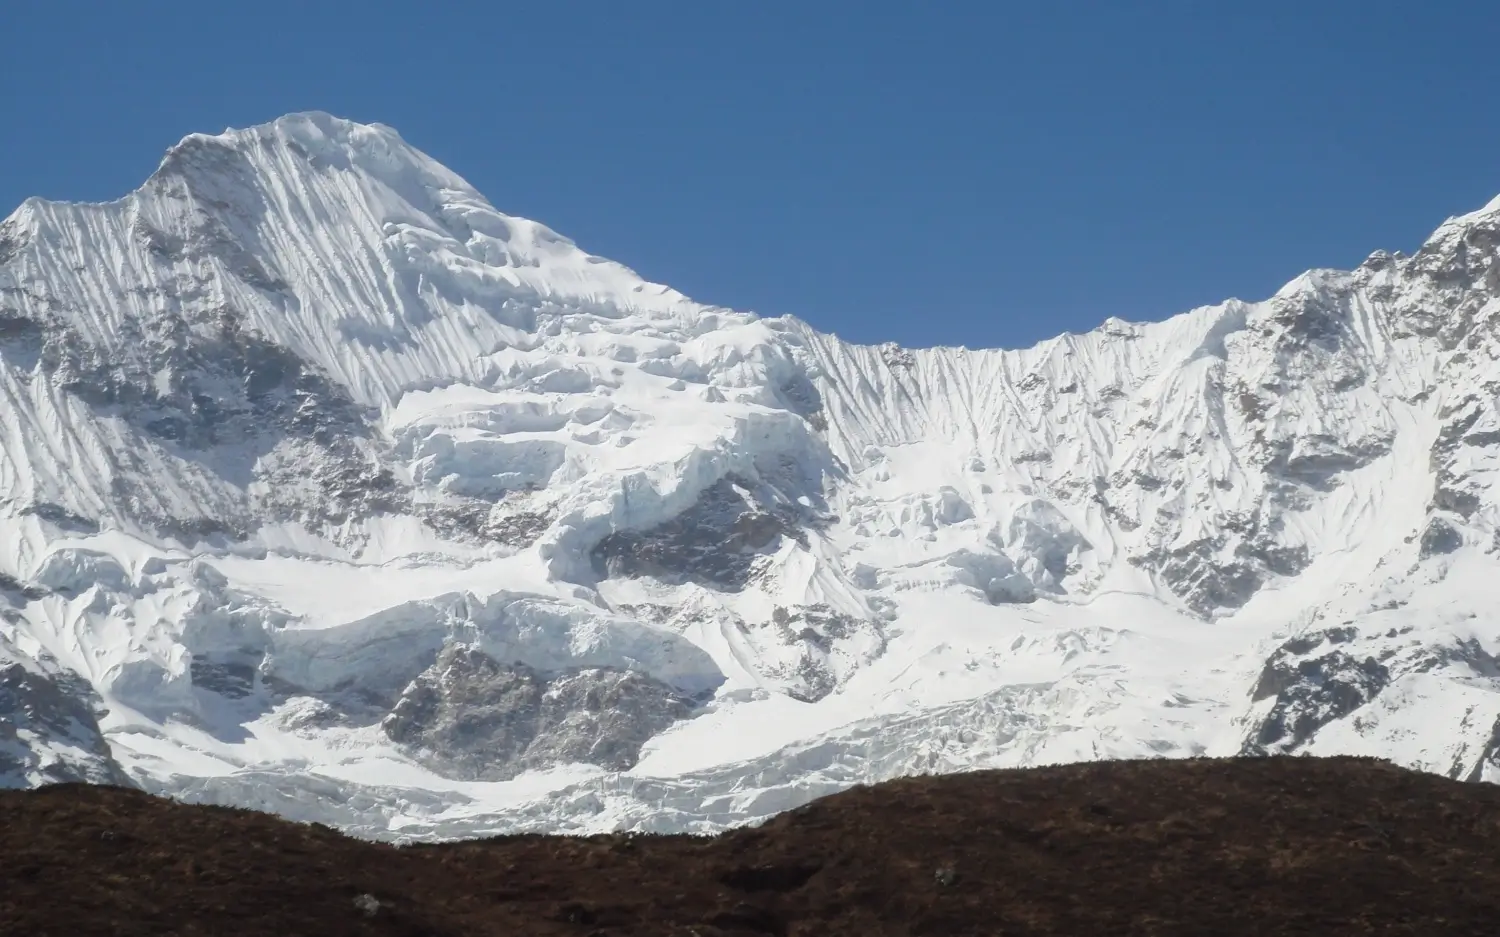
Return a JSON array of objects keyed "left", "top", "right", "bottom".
[
  {"left": 147, "top": 111, "right": 479, "bottom": 212},
  {"left": 164, "top": 111, "right": 414, "bottom": 165},
  {"left": 3, "top": 118, "right": 1500, "bottom": 839}
]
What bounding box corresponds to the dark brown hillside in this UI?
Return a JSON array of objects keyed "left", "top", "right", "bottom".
[{"left": 6, "top": 756, "right": 1500, "bottom": 936}]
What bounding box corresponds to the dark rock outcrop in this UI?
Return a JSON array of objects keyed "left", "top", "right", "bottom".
[
  {"left": 383, "top": 645, "right": 695, "bottom": 780},
  {"left": 0, "top": 661, "right": 132, "bottom": 788},
  {"left": 590, "top": 475, "right": 811, "bottom": 591}
]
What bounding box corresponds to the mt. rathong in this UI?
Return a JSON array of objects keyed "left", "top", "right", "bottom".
[{"left": 2, "top": 113, "right": 1500, "bottom": 838}]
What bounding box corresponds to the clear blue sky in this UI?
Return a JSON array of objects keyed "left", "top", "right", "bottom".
[{"left": 5, "top": 1, "right": 1498, "bottom": 349}]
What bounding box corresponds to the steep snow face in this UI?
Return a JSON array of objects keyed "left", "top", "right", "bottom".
[{"left": 3, "top": 112, "right": 1500, "bottom": 834}]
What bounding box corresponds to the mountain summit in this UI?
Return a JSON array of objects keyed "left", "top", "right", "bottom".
[{"left": 2, "top": 113, "right": 1499, "bottom": 836}]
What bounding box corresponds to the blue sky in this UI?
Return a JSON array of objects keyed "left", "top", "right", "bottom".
[{"left": 5, "top": 1, "right": 1498, "bottom": 349}]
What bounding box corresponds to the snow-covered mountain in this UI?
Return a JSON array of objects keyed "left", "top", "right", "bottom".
[{"left": 3, "top": 112, "right": 1500, "bottom": 838}]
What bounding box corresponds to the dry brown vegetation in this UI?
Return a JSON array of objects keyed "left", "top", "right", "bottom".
[{"left": 5, "top": 755, "right": 1500, "bottom": 935}]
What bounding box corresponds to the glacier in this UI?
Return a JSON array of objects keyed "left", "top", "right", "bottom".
[{"left": 2, "top": 111, "right": 1500, "bottom": 839}]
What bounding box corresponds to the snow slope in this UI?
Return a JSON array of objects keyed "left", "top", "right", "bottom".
[{"left": 2, "top": 112, "right": 1500, "bottom": 838}]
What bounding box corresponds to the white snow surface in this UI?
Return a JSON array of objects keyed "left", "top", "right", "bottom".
[{"left": 2, "top": 112, "right": 1500, "bottom": 838}]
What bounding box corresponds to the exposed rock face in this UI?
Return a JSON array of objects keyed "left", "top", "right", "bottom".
[
  {"left": 189, "top": 656, "right": 259, "bottom": 699},
  {"left": 383, "top": 645, "right": 696, "bottom": 780},
  {"left": 767, "top": 605, "right": 887, "bottom": 702},
  {"left": 1, "top": 215, "right": 401, "bottom": 540},
  {"left": 0, "top": 659, "right": 132, "bottom": 788},
  {"left": 1243, "top": 629, "right": 1390, "bottom": 754},
  {"left": 590, "top": 475, "right": 812, "bottom": 591},
  {"left": 1131, "top": 524, "right": 1310, "bottom": 619},
  {"left": 1242, "top": 626, "right": 1500, "bottom": 760}
]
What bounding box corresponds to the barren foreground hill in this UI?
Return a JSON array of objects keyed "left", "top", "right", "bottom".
[{"left": 5, "top": 756, "right": 1500, "bottom": 936}]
